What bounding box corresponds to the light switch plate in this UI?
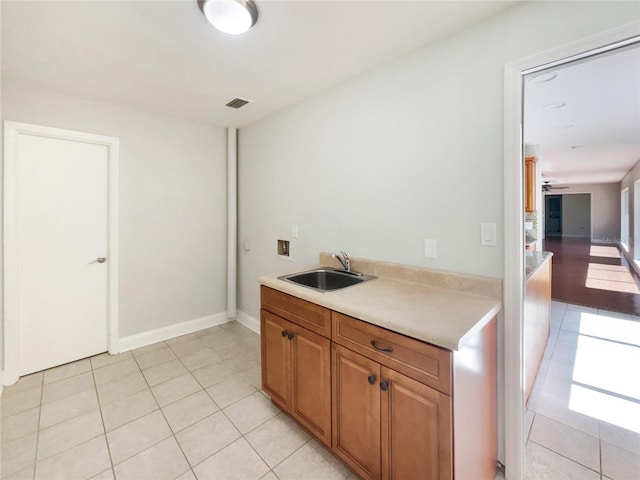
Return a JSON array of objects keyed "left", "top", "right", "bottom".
[
  {"left": 481, "top": 223, "right": 497, "bottom": 247},
  {"left": 291, "top": 224, "right": 298, "bottom": 238},
  {"left": 424, "top": 239, "right": 437, "bottom": 258}
]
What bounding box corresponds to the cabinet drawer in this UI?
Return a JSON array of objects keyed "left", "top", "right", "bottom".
[
  {"left": 332, "top": 312, "right": 451, "bottom": 395},
  {"left": 261, "top": 286, "right": 331, "bottom": 338}
]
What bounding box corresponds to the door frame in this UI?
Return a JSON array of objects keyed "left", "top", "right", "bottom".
[
  {"left": 503, "top": 23, "right": 639, "bottom": 478},
  {"left": 3, "top": 121, "right": 120, "bottom": 385}
]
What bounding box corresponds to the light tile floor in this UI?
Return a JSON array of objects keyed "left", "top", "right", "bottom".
[
  {"left": 525, "top": 301, "right": 640, "bottom": 480},
  {"left": 1, "top": 321, "right": 356, "bottom": 480}
]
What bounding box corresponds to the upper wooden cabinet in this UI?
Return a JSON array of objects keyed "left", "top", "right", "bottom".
[{"left": 525, "top": 156, "right": 537, "bottom": 213}]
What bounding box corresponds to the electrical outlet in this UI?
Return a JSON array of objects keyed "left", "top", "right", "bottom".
[{"left": 424, "top": 239, "right": 437, "bottom": 259}]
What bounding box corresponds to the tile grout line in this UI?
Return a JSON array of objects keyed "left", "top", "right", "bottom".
[
  {"left": 163, "top": 325, "right": 285, "bottom": 477},
  {"left": 131, "top": 342, "right": 194, "bottom": 480},
  {"left": 89, "top": 356, "right": 117, "bottom": 480},
  {"left": 5, "top": 324, "right": 299, "bottom": 480},
  {"left": 527, "top": 439, "right": 602, "bottom": 476},
  {"left": 31, "top": 373, "right": 45, "bottom": 480}
]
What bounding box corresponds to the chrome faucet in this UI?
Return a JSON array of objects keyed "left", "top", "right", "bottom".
[{"left": 333, "top": 251, "right": 351, "bottom": 272}]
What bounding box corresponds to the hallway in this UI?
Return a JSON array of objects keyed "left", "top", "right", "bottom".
[{"left": 543, "top": 237, "right": 640, "bottom": 315}]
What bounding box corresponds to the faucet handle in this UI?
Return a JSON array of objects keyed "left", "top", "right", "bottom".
[{"left": 340, "top": 251, "right": 350, "bottom": 270}]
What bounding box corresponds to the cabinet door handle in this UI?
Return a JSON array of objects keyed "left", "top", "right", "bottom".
[
  {"left": 367, "top": 375, "right": 376, "bottom": 385},
  {"left": 380, "top": 381, "right": 389, "bottom": 392},
  {"left": 287, "top": 332, "right": 294, "bottom": 340},
  {"left": 371, "top": 340, "right": 393, "bottom": 353},
  {"left": 281, "top": 330, "right": 288, "bottom": 337}
]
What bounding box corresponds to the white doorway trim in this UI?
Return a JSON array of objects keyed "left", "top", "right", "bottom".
[
  {"left": 3, "top": 121, "right": 120, "bottom": 386},
  {"left": 503, "top": 22, "right": 640, "bottom": 479}
]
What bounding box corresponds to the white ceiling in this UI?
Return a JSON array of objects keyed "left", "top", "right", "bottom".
[
  {"left": 524, "top": 44, "right": 640, "bottom": 186},
  {"left": 2, "top": 0, "right": 518, "bottom": 128}
]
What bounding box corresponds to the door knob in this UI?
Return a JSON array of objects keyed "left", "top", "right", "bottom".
[
  {"left": 367, "top": 375, "right": 376, "bottom": 385},
  {"left": 88, "top": 257, "right": 107, "bottom": 264}
]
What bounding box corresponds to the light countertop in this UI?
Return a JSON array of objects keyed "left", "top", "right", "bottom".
[
  {"left": 525, "top": 251, "right": 553, "bottom": 281},
  {"left": 259, "top": 253, "right": 502, "bottom": 351}
]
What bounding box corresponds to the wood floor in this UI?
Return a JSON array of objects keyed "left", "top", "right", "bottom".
[{"left": 543, "top": 237, "right": 640, "bottom": 315}]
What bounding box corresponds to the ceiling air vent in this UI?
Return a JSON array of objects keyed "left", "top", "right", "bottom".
[{"left": 225, "top": 98, "right": 250, "bottom": 109}]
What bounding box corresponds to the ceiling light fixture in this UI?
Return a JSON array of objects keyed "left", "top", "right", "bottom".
[
  {"left": 542, "top": 102, "right": 566, "bottom": 110},
  {"left": 198, "top": 0, "right": 258, "bottom": 35}
]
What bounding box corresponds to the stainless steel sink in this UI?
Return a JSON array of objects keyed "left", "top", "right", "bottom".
[{"left": 278, "top": 268, "right": 376, "bottom": 292}]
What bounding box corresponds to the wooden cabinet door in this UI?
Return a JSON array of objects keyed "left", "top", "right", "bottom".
[
  {"left": 332, "top": 344, "right": 381, "bottom": 480},
  {"left": 290, "top": 323, "right": 332, "bottom": 447},
  {"left": 261, "top": 309, "right": 292, "bottom": 409},
  {"left": 525, "top": 156, "right": 537, "bottom": 213},
  {"left": 381, "top": 367, "right": 452, "bottom": 480}
]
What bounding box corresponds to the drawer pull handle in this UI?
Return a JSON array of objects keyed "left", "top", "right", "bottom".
[
  {"left": 380, "top": 381, "right": 389, "bottom": 392},
  {"left": 287, "top": 332, "right": 295, "bottom": 340},
  {"left": 367, "top": 375, "right": 376, "bottom": 385},
  {"left": 281, "top": 330, "right": 288, "bottom": 337},
  {"left": 371, "top": 340, "right": 393, "bottom": 353}
]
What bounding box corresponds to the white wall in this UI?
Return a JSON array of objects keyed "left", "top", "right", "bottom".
[
  {"left": 561, "top": 193, "right": 591, "bottom": 238},
  {"left": 621, "top": 159, "right": 640, "bottom": 262},
  {"left": 238, "top": 1, "right": 639, "bottom": 320},
  {"left": 545, "top": 183, "right": 621, "bottom": 242},
  {"left": 2, "top": 79, "right": 228, "bottom": 339}
]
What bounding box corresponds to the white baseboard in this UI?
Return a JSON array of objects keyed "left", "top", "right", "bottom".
[
  {"left": 0, "top": 370, "right": 4, "bottom": 394},
  {"left": 237, "top": 310, "right": 260, "bottom": 335},
  {"left": 118, "top": 312, "right": 231, "bottom": 353}
]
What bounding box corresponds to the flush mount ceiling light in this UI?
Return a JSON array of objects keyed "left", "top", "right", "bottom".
[
  {"left": 198, "top": 0, "right": 258, "bottom": 35},
  {"left": 542, "top": 102, "right": 566, "bottom": 110}
]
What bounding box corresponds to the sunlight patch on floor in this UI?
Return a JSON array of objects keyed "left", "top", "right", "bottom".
[
  {"left": 589, "top": 245, "right": 621, "bottom": 259},
  {"left": 577, "top": 313, "right": 640, "bottom": 346},
  {"left": 586, "top": 263, "right": 640, "bottom": 294},
  {"left": 567, "top": 324, "right": 640, "bottom": 432},
  {"left": 569, "top": 383, "right": 640, "bottom": 433}
]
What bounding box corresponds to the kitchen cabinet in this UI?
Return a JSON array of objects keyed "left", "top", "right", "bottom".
[
  {"left": 260, "top": 285, "right": 496, "bottom": 480},
  {"left": 382, "top": 367, "right": 451, "bottom": 480},
  {"left": 332, "top": 344, "right": 381, "bottom": 479},
  {"left": 332, "top": 312, "right": 452, "bottom": 480},
  {"left": 260, "top": 300, "right": 332, "bottom": 446},
  {"left": 332, "top": 344, "right": 451, "bottom": 480},
  {"left": 525, "top": 156, "right": 537, "bottom": 213},
  {"left": 524, "top": 253, "right": 552, "bottom": 405}
]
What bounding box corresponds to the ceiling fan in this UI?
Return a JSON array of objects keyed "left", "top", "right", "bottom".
[{"left": 542, "top": 180, "right": 569, "bottom": 192}]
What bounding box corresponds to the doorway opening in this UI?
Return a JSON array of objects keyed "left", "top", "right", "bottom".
[
  {"left": 544, "top": 195, "right": 562, "bottom": 237},
  {"left": 503, "top": 27, "right": 640, "bottom": 479},
  {"left": 519, "top": 36, "right": 640, "bottom": 479}
]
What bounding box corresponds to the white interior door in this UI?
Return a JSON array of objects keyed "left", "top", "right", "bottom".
[{"left": 6, "top": 124, "right": 117, "bottom": 377}]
